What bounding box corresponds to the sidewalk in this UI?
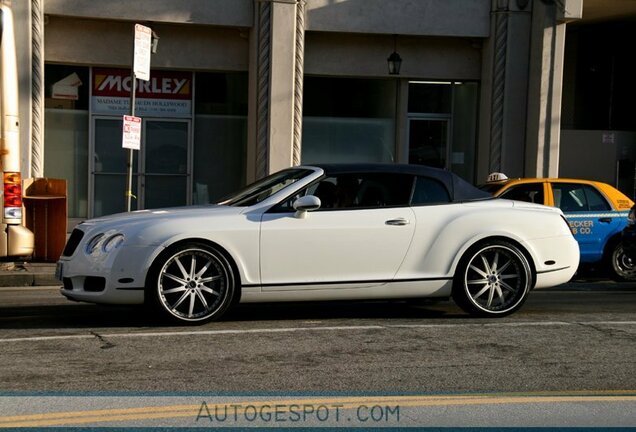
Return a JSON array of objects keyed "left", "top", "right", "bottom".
[{"left": 0, "top": 262, "right": 58, "bottom": 287}]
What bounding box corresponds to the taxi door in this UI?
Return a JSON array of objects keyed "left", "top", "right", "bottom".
[{"left": 548, "top": 182, "right": 623, "bottom": 263}]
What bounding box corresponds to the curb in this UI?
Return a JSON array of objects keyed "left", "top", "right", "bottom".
[{"left": 0, "top": 263, "right": 58, "bottom": 287}]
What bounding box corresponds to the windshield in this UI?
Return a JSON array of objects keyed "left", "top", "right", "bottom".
[{"left": 218, "top": 168, "right": 314, "bottom": 207}]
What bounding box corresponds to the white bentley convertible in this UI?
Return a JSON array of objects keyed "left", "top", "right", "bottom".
[{"left": 58, "top": 164, "right": 579, "bottom": 323}]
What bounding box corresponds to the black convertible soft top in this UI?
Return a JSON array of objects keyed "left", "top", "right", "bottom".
[{"left": 312, "top": 163, "right": 492, "bottom": 203}]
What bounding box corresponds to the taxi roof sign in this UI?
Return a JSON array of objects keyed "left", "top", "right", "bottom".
[{"left": 487, "top": 172, "right": 509, "bottom": 182}]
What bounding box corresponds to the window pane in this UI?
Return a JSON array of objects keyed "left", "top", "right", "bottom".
[
  {"left": 408, "top": 82, "right": 451, "bottom": 114},
  {"left": 500, "top": 184, "right": 545, "bottom": 204},
  {"left": 94, "top": 174, "right": 138, "bottom": 216},
  {"left": 44, "top": 64, "right": 90, "bottom": 218},
  {"left": 412, "top": 177, "right": 450, "bottom": 205},
  {"left": 584, "top": 185, "right": 611, "bottom": 211},
  {"left": 145, "top": 176, "right": 187, "bottom": 209},
  {"left": 44, "top": 110, "right": 88, "bottom": 218},
  {"left": 409, "top": 120, "right": 448, "bottom": 168},
  {"left": 193, "top": 72, "right": 248, "bottom": 204},
  {"left": 553, "top": 184, "right": 587, "bottom": 212},
  {"left": 145, "top": 122, "right": 188, "bottom": 175},
  {"left": 302, "top": 77, "right": 396, "bottom": 164}
]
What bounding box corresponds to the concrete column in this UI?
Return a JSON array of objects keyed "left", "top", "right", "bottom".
[
  {"left": 31, "top": 0, "right": 45, "bottom": 178},
  {"left": 477, "top": 0, "right": 532, "bottom": 181},
  {"left": 524, "top": 0, "right": 569, "bottom": 178},
  {"left": 249, "top": 0, "right": 305, "bottom": 180}
]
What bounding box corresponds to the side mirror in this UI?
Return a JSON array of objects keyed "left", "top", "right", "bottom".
[{"left": 293, "top": 195, "right": 321, "bottom": 219}]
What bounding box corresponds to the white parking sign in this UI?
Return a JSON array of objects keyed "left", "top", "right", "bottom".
[
  {"left": 134, "top": 24, "right": 152, "bottom": 81},
  {"left": 122, "top": 115, "right": 142, "bottom": 150}
]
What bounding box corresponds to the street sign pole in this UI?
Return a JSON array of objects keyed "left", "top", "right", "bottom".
[
  {"left": 125, "top": 23, "right": 152, "bottom": 212},
  {"left": 126, "top": 72, "right": 137, "bottom": 212}
]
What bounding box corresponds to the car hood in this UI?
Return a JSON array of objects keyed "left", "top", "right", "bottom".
[{"left": 77, "top": 205, "right": 247, "bottom": 233}]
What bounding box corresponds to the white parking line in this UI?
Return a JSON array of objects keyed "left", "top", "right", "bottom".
[{"left": 0, "top": 321, "right": 635, "bottom": 344}]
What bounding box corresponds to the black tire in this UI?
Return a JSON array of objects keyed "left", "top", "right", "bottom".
[
  {"left": 452, "top": 240, "right": 533, "bottom": 317},
  {"left": 147, "top": 242, "right": 236, "bottom": 324},
  {"left": 608, "top": 241, "right": 636, "bottom": 281}
]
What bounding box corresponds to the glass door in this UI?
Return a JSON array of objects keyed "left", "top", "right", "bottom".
[
  {"left": 141, "top": 120, "right": 190, "bottom": 210},
  {"left": 92, "top": 117, "right": 139, "bottom": 217},
  {"left": 91, "top": 117, "right": 191, "bottom": 217},
  {"left": 407, "top": 118, "right": 450, "bottom": 169}
]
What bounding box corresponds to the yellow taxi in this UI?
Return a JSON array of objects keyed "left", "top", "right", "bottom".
[{"left": 481, "top": 173, "right": 635, "bottom": 280}]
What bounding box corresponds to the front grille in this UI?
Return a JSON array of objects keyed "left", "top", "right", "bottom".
[
  {"left": 84, "top": 277, "right": 106, "bottom": 292},
  {"left": 62, "top": 228, "right": 84, "bottom": 257}
]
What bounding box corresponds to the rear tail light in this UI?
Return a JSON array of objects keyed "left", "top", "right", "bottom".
[{"left": 3, "top": 172, "right": 23, "bottom": 219}]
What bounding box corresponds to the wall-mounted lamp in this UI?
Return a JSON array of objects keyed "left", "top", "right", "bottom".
[{"left": 387, "top": 35, "right": 402, "bottom": 75}]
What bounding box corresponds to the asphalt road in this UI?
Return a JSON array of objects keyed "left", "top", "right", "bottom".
[
  {"left": 0, "top": 279, "right": 635, "bottom": 427},
  {"left": 0, "top": 279, "right": 635, "bottom": 394}
]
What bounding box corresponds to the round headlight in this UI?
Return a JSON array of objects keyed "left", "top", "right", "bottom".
[
  {"left": 85, "top": 234, "right": 104, "bottom": 255},
  {"left": 102, "top": 234, "right": 125, "bottom": 253}
]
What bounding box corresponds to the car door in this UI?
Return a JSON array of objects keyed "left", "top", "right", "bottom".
[
  {"left": 550, "top": 182, "right": 619, "bottom": 263},
  {"left": 259, "top": 173, "right": 416, "bottom": 289}
]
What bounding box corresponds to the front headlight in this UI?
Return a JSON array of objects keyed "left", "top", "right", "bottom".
[
  {"left": 85, "top": 234, "right": 104, "bottom": 255},
  {"left": 85, "top": 231, "right": 125, "bottom": 256},
  {"left": 628, "top": 206, "right": 636, "bottom": 225},
  {"left": 102, "top": 234, "right": 125, "bottom": 253}
]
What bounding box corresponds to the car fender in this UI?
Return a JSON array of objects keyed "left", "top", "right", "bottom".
[
  {"left": 128, "top": 217, "right": 261, "bottom": 287},
  {"left": 398, "top": 202, "right": 570, "bottom": 280}
]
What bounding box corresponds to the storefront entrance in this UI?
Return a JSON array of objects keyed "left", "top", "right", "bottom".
[{"left": 90, "top": 117, "right": 191, "bottom": 217}]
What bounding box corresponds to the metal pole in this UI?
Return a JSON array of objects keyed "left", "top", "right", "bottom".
[{"left": 126, "top": 73, "right": 137, "bottom": 212}]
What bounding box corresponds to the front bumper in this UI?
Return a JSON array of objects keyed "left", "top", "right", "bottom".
[{"left": 57, "top": 244, "right": 159, "bottom": 305}]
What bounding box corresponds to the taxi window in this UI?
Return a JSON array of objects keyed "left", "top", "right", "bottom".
[
  {"left": 499, "top": 183, "right": 544, "bottom": 204},
  {"left": 552, "top": 183, "right": 611, "bottom": 212}
]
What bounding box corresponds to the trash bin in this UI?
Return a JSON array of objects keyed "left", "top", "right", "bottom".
[{"left": 23, "top": 178, "right": 67, "bottom": 262}]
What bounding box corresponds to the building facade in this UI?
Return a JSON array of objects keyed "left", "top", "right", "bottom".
[{"left": 10, "top": 0, "right": 584, "bottom": 224}]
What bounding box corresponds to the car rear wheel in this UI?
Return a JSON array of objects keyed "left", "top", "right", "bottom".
[
  {"left": 453, "top": 241, "right": 533, "bottom": 317},
  {"left": 609, "top": 241, "right": 636, "bottom": 281},
  {"left": 148, "top": 242, "right": 235, "bottom": 324}
]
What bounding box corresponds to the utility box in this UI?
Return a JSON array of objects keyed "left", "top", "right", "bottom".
[{"left": 23, "top": 178, "right": 67, "bottom": 262}]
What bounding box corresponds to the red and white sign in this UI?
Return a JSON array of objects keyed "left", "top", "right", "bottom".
[
  {"left": 134, "top": 24, "right": 152, "bottom": 81},
  {"left": 92, "top": 68, "right": 192, "bottom": 117},
  {"left": 122, "top": 115, "right": 142, "bottom": 150}
]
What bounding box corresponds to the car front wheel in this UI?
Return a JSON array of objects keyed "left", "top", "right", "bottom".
[
  {"left": 453, "top": 241, "right": 533, "bottom": 317},
  {"left": 148, "top": 243, "right": 235, "bottom": 324}
]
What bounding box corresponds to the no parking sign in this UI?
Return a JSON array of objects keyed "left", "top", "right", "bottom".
[{"left": 122, "top": 115, "right": 141, "bottom": 150}]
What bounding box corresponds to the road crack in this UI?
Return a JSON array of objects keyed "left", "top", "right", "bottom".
[
  {"left": 90, "top": 331, "right": 116, "bottom": 349},
  {"left": 575, "top": 323, "right": 636, "bottom": 342}
]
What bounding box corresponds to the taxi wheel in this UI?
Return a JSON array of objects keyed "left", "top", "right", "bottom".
[{"left": 609, "top": 241, "right": 636, "bottom": 281}]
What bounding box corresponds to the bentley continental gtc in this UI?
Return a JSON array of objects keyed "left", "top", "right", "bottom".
[{"left": 58, "top": 164, "right": 579, "bottom": 323}]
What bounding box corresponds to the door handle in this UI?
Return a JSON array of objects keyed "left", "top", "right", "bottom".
[
  {"left": 598, "top": 217, "right": 611, "bottom": 223},
  {"left": 386, "top": 218, "right": 410, "bottom": 226}
]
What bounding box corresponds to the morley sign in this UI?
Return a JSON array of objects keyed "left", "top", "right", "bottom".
[{"left": 92, "top": 68, "right": 192, "bottom": 117}]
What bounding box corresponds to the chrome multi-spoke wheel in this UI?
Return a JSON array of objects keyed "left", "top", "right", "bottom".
[
  {"left": 610, "top": 242, "right": 636, "bottom": 281},
  {"left": 453, "top": 241, "right": 532, "bottom": 317},
  {"left": 149, "top": 243, "right": 235, "bottom": 323}
]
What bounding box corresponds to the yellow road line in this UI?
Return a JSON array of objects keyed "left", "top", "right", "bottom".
[{"left": 1, "top": 392, "right": 635, "bottom": 427}]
